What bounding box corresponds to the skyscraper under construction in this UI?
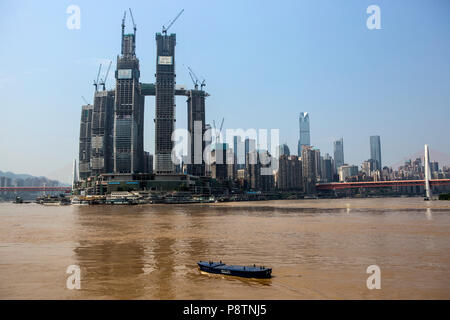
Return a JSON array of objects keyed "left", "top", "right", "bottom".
[
  {"left": 90, "top": 90, "right": 115, "bottom": 176},
  {"left": 186, "top": 89, "right": 206, "bottom": 176},
  {"left": 113, "top": 11, "right": 144, "bottom": 173},
  {"left": 154, "top": 32, "right": 176, "bottom": 174}
]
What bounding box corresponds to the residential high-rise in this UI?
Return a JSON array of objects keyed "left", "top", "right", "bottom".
[
  {"left": 276, "top": 155, "right": 302, "bottom": 191},
  {"left": 301, "top": 146, "right": 317, "bottom": 194},
  {"left": 339, "top": 165, "right": 359, "bottom": 182},
  {"left": 154, "top": 32, "right": 177, "bottom": 174},
  {"left": 297, "top": 112, "right": 310, "bottom": 155},
  {"left": 370, "top": 135, "right": 382, "bottom": 171},
  {"left": 333, "top": 138, "right": 344, "bottom": 171},
  {"left": 186, "top": 90, "right": 206, "bottom": 176},
  {"left": 113, "top": 15, "right": 144, "bottom": 173},
  {"left": 79, "top": 104, "right": 93, "bottom": 179},
  {"left": 91, "top": 90, "right": 115, "bottom": 176},
  {"left": 361, "top": 158, "right": 378, "bottom": 176}
]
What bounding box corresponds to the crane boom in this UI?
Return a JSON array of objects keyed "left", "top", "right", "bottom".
[
  {"left": 162, "top": 9, "right": 184, "bottom": 35},
  {"left": 93, "top": 63, "right": 102, "bottom": 92},
  {"left": 186, "top": 66, "right": 199, "bottom": 89},
  {"left": 129, "top": 8, "right": 136, "bottom": 33},
  {"left": 100, "top": 61, "right": 112, "bottom": 91}
]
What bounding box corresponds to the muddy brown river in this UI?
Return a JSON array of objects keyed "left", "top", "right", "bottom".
[{"left": 0, "top": 198, "right": 449, "bottom": 299}]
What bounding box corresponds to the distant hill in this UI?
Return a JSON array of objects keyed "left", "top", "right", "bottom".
[{"left": 0, "top": 170, "right": 67, "bottom": 186}]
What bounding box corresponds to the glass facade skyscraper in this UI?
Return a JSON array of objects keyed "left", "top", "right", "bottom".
[
  {"left": 333, "top": 138, "right": 344, "bottom": 171},
  {"left": 298, "top": 112, "right": 310, "bottom": 156},
  {"left": 113, "top": 16, "right": 144, "bottom": 173},
  {"left": 370, "top": 135, "right": 382, "bottom": 171}
]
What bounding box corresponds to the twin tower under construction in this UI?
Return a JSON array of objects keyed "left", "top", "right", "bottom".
[{"left": 79, "top": 10, "right": 207, "bottom": 180}]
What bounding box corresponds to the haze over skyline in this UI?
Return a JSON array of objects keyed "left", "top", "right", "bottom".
[{"left": 1, "top": 0, "right": 449, "bottom": 183}]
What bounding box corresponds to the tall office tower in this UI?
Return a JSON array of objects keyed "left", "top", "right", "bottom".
[
  {"left": 91, "top": 90, "right": 115, "bottom": 176},
  {"left": 314, "top": 149, "right": 321, "bottom": 180},
  {"left": 302, "top": 146, "right": 317, "bottom": 194},
  {"left": 370, "top": 135, "right": 382, "bottom": 171},
  {"left": 244, "top": 138, "right": 256, "bottom": 166},
  {"left": 211, "top": 143, "right": 229, "bottom": 182},
  {"left": 113, "top": 15, "right": 144, "bottom": 173},
  {"left": 79, "top": 104, "right": 93, "bottom": 179},
  {"left": 72, "top": 159, "right": 78, "bottom": 189},
  {"left": 155, "top": 32, "right": 176, "bottom": 174},
  {"left": 233, "top": 136, "right": 245, "bottom": 170},
  {"left": 186, "top": 90, "right": 206, "bottom": 176},
  {"left": 143, "top": 152, "right": 154, "bottom": 174},
  {"left": 297, "top": 112, "right": 310, "bottom": 155},
  {"left": 245, "top": 150, "right": 261, "bottom": 190},
  {"left": 204, "top": 124, "right": 212, "bottom": 176},
  {"left": 333, "top": 138, "right": 344, "bottom": 171},
  {"left": 321, "top": 153, "right": 333, "bottom": 182},
  {"left": 279, "top": 143, "right": 290, "bottom": 157}
]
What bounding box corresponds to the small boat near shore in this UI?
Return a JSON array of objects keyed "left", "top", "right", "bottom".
[{"left": 197, "top": 261, "right": 272, "bottom": 279}]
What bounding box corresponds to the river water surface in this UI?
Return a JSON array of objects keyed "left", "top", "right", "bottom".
[{"left": 0, "top": 198, "right": 449, "bottom": 299}]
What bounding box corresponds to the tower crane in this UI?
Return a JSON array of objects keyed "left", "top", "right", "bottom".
[
  {"left": 212, "top": 118, "right": 225, "bottom": 144},
  {"left": 93, "top": 63, "right": 102, "bottom": 92},
  {"left": 186, "top": 66, "right": 199, "bottom": 90},
  {"left": 99, "top": 61, "right": 112, "bottom": 91},
  {"left": 162, "top": 9, "right": 184, "bottom": 35}
]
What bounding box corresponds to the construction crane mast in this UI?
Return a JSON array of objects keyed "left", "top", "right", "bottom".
[
  {"left": 93, "top": 63, "right": 102, "bottom": 92},
  {"left": 162, "top": 9, "right": 184, "bottom": 35},
  {"left": 99, "top": 61, "right": 112, "bottom": 91}
]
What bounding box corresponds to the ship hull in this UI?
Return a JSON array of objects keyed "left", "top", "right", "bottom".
[{"left": 198, "top": 261, "right": 272, "bottom": 279}]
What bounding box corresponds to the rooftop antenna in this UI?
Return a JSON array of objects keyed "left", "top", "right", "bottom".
[
  {"left": 162, "top": 9, "right": 184, "bottom": 35},
  {"left": 93, "top": 63, "right": 102, "bottom": 92},
  {"left": 99, "top": 60, "right": 112, "bottom": 91}
]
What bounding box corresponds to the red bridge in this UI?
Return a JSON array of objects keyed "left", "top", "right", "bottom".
[
  {"left": 0, "top": 187, "right": 72, "bottom": 193},
  {"left": 316, "top": 179, "right": 450, "bottom": 190}
]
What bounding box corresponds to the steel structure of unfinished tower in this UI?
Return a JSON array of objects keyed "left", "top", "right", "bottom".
[
  {"left": 79, "top": 104, "right": 93, "bottom": 179},
  {"left": 154, "top": 33, "right": 177, "bottom": 174},
  {"left": 91, "top": 90, "right": 115, "bottom": 176},
  {"left": 186, "top": 90, "right": 206, "bottom": 176},
  {"left": 113, "top": 13, "right": 144, "bottom": 173}
]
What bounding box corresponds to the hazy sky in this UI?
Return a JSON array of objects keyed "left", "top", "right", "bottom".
[{"left": 1, "top": 0, "right": 449, "bottom": 183}]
